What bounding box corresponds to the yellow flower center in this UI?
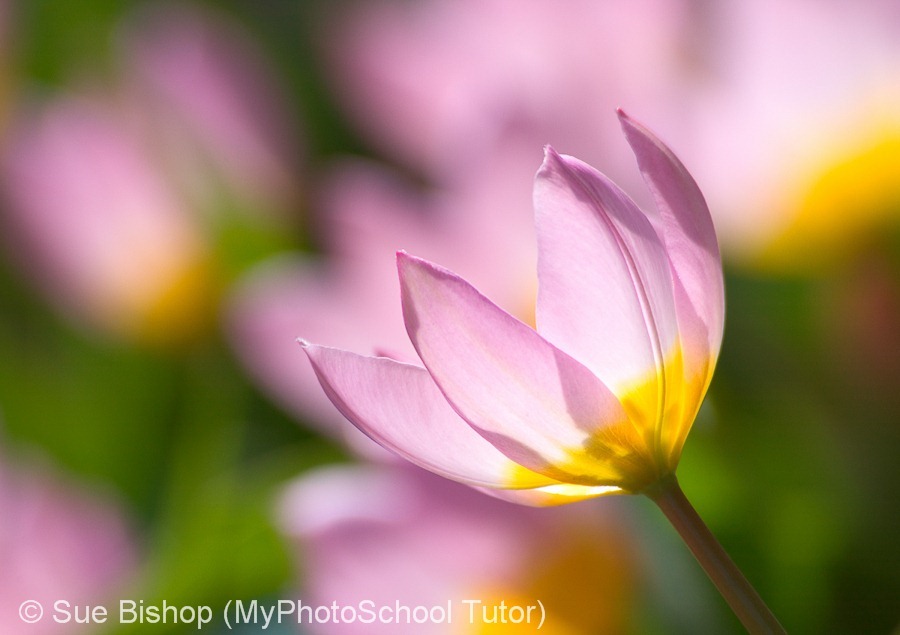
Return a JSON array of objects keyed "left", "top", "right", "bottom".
[{"left": 548, "top": 344, "right": 708, "bottom": 494}]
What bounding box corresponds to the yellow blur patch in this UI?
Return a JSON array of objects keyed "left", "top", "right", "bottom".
[
  {"left": 466, "top": 523, "right": 635, "bottom": 634},
  {"left": 463, "top": 591, "right": 567, "bottom": 635},
  {"left": 125, "top": 249, "right": 219, "bottom": 347},
  {"left": 763, "top": 127, "right": 900, "bottom": 271}
]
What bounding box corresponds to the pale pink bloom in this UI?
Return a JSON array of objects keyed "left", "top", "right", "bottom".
[
  {"left": 1, "top": 5, "right": 302, "bottom": 342},
  {"left": 117, "top": 3, "right": 301, "bottom": 217},
  {"left": 280, "top": 463, "right": 635, "bottom": 634},
  {"left": 227, "top": 145, "right": 539, "bottom": 447},
  {"left": 1, "top": 98, "right": 212, "bottom": 343},
  {"left": 323, "top": 0, "right": 693, "bottom": 184},
  {"left": 0, "top": 456, "right": 137, "bottom": 634},
  {"left": 301, "top": 113, "right": 724, "bottom": 503},
  {"left": 678, "top": 0, "right": 900, "bottom": 261}
]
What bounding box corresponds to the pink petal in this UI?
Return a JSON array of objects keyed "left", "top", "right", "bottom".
[
  {"left": 398, "top": 253, "right": 630, "bottom": 482},
  {"left": 618, "top": 111, "right": 725, "bottom": 461},
  {"left": 618, "top": 111, "right": 725, "bottom": 388},
  {"left": 533, "top": 146, "right": 678, "bottom": 410},
  {"left": 301, "top": 342, "right": 558, "bottom": 490}
]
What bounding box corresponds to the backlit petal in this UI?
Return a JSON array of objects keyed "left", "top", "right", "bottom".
[
  {"left": 398, "top": 252, "right": 631, "bottom": 484},
  {"left": 534, "top": 147, "right": 678, "bottom": 440},
  {"left": 618, "top": 110, "right": 724, "bottom": 381},
  {"left": 619, "top": 111, "right": 725, "bottom": 459},
  {"left": 301, "top": 342, "right": 558, "bottom": 489}
]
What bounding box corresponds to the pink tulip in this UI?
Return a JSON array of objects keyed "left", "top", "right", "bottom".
[
  {"left": 1, "top": 4, "right": 301, "bottom": 343},
  {"left": 296, "top": 115, "right": 788, "bottom": 634},
  {"left": 1, "top": 98, "right": 212, "bottom": 343},
  {"left": 299, "top": 112, "right": 724, "bottom": 504},
  {"left": 280, "top": 463, "right": 635, "bottom": 634},
  {"left": 0, "top": 457, "right": 137, "bottom": 634}
]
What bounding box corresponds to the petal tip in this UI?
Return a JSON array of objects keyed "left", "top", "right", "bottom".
[
  {"left": 297, "top": 339, "right": 326, "bottom": 360},
  {"left": 538, "top": 145, "right": 566, "bottom": 175},
  {"left": 396, "top": 250, "right": 422, "bottom": 281},
  {"left": 397, "top": 251, "right": 443, "bottom": 280},
  {"left": 616, "top": 108, "right": 643, "bottom": 137},
  {"left": 396, "top": 250, "right": 414, "bottom": 280},
  {"left": 397, "top": 249, "right": 426, "bottom": 269}
]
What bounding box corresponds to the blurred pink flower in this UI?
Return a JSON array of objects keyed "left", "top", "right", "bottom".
[
  {"left": 117, "top": 3, "right": 302, "bottom": 217},
  {"left": 678, "top": 0, "right": 900, "bottom": 264},
  {"left": 301, "top": 113, "right": 724, "bottom": 503},
  {"left": 1, "top": 98, "right": 214, "bottom": 344},
  {"left": 0, "top": 4, "right": 302, "bottom": 343},
  {"left": 280, "top": 463, "right": 635, "bottom": 634},
  {"left": 0, "top": 455, "right": 137, "bottom": 635},
  {"left": 322, "top": 0, "right": 694, "bottom": 184}
]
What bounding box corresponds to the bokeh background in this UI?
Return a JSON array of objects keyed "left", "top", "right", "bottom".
[{"left": 0, "top": 1, "right": 898, "bottom": 633}]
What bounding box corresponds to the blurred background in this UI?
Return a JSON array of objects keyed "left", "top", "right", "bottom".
[{"left": 0, "top": 0, "right": 897, "bottom": 633}]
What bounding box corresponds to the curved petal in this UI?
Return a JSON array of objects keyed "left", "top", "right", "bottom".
[
  {"left": 618, "top": 111, "right": 725, "bottom": 460},
  {"left": 301, "top": 342, "right": 558, "bottom": 489},
  {"left": 533, "top": 146, "right": 678, "bottom": 433},
  {"left": 618, "top": 110, "right": 725, "bottom": 382},
  {"left": 398, "top": 252, "right": 632, "bottom": 484}
]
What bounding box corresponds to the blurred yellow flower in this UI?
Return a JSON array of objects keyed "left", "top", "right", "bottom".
[{"left": 762, "top": 119, "right": 900, "bottom": 271}]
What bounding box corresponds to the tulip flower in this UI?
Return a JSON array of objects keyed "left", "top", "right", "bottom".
[
  {"left": 280, "top": 464, "right": 636, "bottom": 634},
  {"left": 1, "top": 4, "right": 302, "bottom": 345},
  {"left": 1, "top": 98, "right": 213, "bottom": 344},
  {"left": 0, "top": 455, "right": 138, "bottom": 635},
  {"left": 300, "top": 112, "right": 785, "bottom": 633},
  {"left": 302, "top": 111, "right": 720, "bottom": 504}
]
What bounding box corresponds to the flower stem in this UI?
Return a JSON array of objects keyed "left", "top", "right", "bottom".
[{"left": 643, "top": 474, "right": 787, "bottom": 634}]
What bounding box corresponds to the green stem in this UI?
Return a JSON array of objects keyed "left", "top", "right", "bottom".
[{"left": 643, "top": 474, "right": 787, "bottom": 634}]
